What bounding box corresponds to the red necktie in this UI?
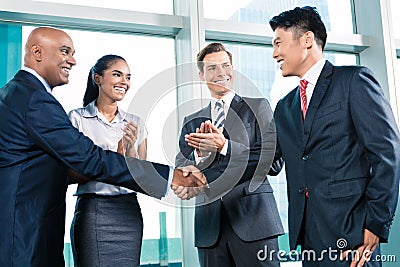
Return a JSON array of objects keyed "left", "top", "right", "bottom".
[
  {"left": 300, "top": 79, "right": 309, "bottom": 119},
  {"left": 300, "top": 79, "right": 309, "bottom": 198}
]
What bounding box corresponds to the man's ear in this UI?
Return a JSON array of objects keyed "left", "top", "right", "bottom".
[
  {"left": 303, "top": 31, "right": 314, "bottom": 48},
  {"left": 31, "top": 44, "right": 42, "bottom": 62},
  {"left": 199, "top": 71, "right": 205, "bottom": 81}
]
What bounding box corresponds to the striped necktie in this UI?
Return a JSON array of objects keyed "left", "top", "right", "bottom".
[{"left": 213, "top": 100, "right": 225, "bottom": 128}]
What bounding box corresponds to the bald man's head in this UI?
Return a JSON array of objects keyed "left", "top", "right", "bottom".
[{"left": 24, "top": 27, "right": 76, "bottom": 89}]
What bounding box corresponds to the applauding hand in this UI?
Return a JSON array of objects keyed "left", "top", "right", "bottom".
[
  {"left": 185, "top": 121, "right": 226, "bottom": 156},
  {"left": 117, "top": 122, "right": 139, "bottom": 157}
]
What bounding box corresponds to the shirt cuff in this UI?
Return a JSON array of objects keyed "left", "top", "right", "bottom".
[
  {"left": 194, "top": 150, "right": 211, "bottom": 164},
  {"left": 219, "top": 139, "right": 228, "bottom": 156},
  {"left": 165, "top": 166, "right": 174, "bottom": 196}
]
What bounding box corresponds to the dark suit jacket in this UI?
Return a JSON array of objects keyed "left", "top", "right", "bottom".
[
  {"left": 176, "top": 94, "right": 284, "bottom": 248},
  {"left": 273, "top": 61, "right": 400, "bottom": 250},
  {"left": 0, "top": 70, "right": 170, "bottom": 266}
]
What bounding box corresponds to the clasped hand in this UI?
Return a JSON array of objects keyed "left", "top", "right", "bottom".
[{"left": 171, "top": 121, "right": 222, "bottom": 200}]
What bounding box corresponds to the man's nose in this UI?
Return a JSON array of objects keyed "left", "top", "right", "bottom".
[
  {"left": 68, "top": 55, "right": 77, "bottom": 66},
  {"left": 215, "top": 64, "right": 225, "bottom": 75},
  {"left": 272, "top": 47, "right": 278, "bottom": 59}
]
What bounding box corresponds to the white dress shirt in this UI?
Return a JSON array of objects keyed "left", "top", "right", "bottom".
[{"left": 301, "top": 58, "right": 326, "bottom": 108}]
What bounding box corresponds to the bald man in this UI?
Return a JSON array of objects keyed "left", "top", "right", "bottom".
[{"left": 0, "top": 27, "right": 205, "bottom": 266}]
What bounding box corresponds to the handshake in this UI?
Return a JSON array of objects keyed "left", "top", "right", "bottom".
[
  {"left": 171, "top": 166, "right": 208, "bottom": 200},
  {"left": 170, "top": 121, "right": 222, "bottom": 200}
]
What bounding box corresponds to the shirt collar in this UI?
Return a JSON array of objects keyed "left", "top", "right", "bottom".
[
  {"left": 302, "top": 58, "right": 326, "bottom": 86},
  {"left": 82, "top": 100, "right": 127, "bottom": 123},
  {"left": 82, "top": 100, "right": 97, "bottom": 117},
  {"left": 211, "top": 90, "right": 235, "bottom": 108},
  {"left": 22, "top": 66, "right": 52, "bottom": 93}
]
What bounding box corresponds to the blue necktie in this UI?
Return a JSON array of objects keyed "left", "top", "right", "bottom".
[{"left": 214, "top": 100, "right": 225, "bottom": 128}]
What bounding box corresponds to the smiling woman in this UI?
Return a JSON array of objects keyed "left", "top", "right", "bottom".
[
  {"left": 68, "top": 54, "right": 148, "bottom": 266},
  {"left": 90, "top": 58, "right": 131, "bottom": 108}
]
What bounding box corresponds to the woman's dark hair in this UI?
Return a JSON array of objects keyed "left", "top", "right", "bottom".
[
  {"left": 83, "top": 54, "right": 126, "bottom": 107},
  {"left": 269, "top": 6, "right": 327, "bottom": 50}
]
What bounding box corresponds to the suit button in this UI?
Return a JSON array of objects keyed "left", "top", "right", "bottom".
[
  {"left": 298, "top": 188, "right": 305, "bottom": 194},
  {"left": 302, "top": 155, "right": 309, "bottom": 161}
]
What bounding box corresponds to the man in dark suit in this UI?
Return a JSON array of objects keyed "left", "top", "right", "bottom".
[
  {"left": 0, "top": 26, "right": 205, "bottom": 266},
  {"left": 269, "top": 6, "right": 400, "bottom": 267},
  {"left": 175, "top": 43, "right": 284, "bottom": 267}
]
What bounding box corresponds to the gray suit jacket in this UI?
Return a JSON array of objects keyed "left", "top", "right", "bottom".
[{"left": 176, "top": 94, "right": 284, "bottom": 247}]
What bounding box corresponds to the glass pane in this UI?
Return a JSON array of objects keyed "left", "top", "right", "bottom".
[
  {"left": 203, "top": 0, "right": 354, "bottom": 34},
  {"left": 22, "top": 26, "right": 179, "bottom": 266},
  {"left": 31, "top": 0, "right": 173, "bottom": 15},
  {"left": 390, "top": 0, "right": 400, "bottom": 38}
]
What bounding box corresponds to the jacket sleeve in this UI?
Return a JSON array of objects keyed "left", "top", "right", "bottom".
[
  {"left": 25, "top": 90, "right": 170, "bottom": 199},
  {"left": 202, "top": 99, "right": 276, "bottom": 192},
  {"left": 349, "top": 67, "right": 400, "bottom": 241},
  {"left": 269, "top": 102, "right": 285, "bottom": 176}
]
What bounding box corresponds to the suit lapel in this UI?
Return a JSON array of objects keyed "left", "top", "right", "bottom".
[
  {"left": 302, "top": 61, "right": 333, "bottom": 146},
  {"left": 289, "top": 89, "right": 304, "bottom": 147},
  {"left": 224, "top": 94, "right": 244, "bottom": 135},
  {"left": 199, "top": 102, "right": 212, "bottom": 121}
]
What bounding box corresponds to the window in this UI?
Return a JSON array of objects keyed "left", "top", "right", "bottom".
[
  {"left": 220, "top": 43, "right": 357, "bottom": 107},
  {"left": 2, "top": 1, "right": 397, "bottom": 266},
  {"left": 203, "top": 0, "right": 354, "bottom": 34},
  {"left": 390, "top": 0, "right": 400, "bottom": 39},
  {"left": 31, "top": 0, "right": 173, "bottom": 14}
]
